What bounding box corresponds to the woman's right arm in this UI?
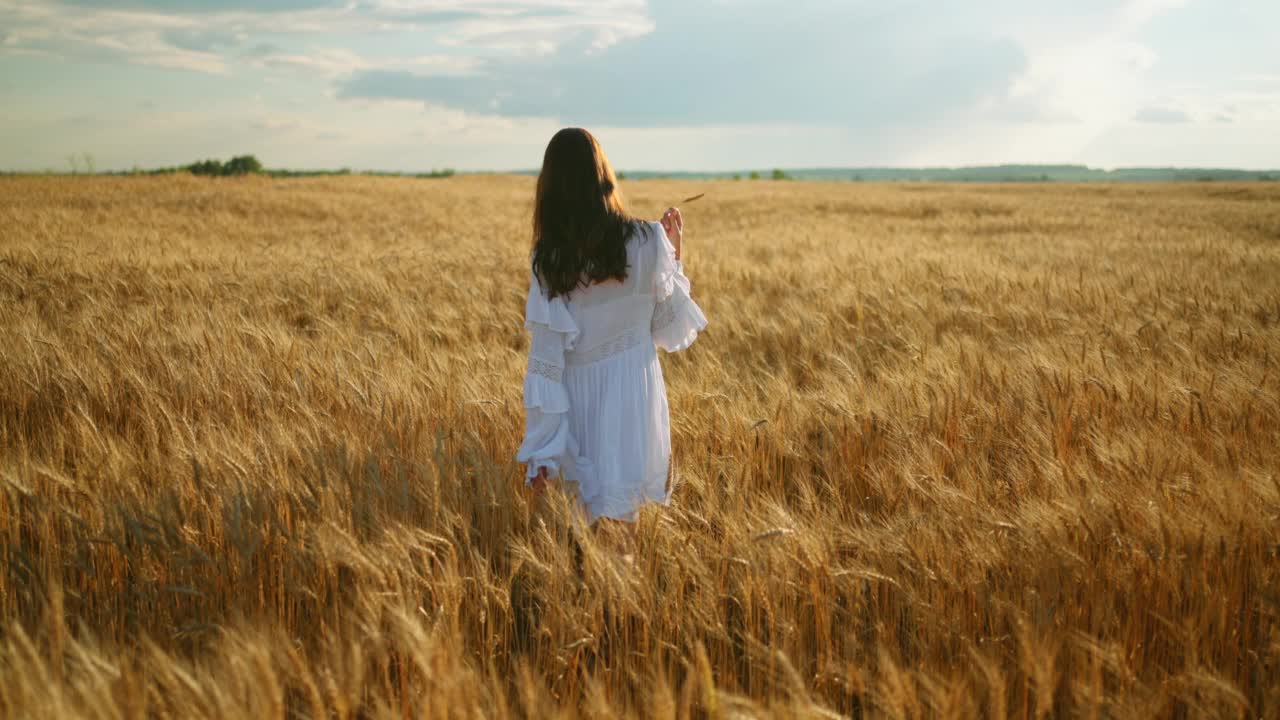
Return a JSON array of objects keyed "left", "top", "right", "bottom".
[
  {"left": 660, "top": 206, "right": 683, "bottom": 260},
  {"left": 650, "top": 218, "right": 707, "bottom": 352}
]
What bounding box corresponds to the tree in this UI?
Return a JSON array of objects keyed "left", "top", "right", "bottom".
[
  {"left": 188, "top": 159, "right": 224, "bottom": 176},
  {"left": 224, "top": 155, "right": 262, "bottom": 175},
  {"left": 749, "top": 171, "right": 761, "bottom": 180},
  {"left": 187, "top": 155, "right": 262, "bottom": 177},
  {"left": 771, "top": 168, "right": 790, "bottom": 181}
]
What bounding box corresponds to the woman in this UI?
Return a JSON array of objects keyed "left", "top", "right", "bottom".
[{"left": 516, "top": 128, "right": 707, "bottom": 523}]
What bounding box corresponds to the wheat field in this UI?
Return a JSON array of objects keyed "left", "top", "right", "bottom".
[{"left": 1, "top": 174, "right": 1278, "bottom": 718}]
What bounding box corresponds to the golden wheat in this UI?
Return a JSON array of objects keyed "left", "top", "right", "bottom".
[{"left": 0, "top": 174, "right": 1277, "bottom": 718}]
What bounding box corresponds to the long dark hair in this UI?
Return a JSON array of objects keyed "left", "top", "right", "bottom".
[{"left": 532, "top": 128, "right": 637, "bottom": 299}]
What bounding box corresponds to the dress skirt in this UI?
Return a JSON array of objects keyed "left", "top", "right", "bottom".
[{"left": 563, "top": 341, "right": 671, "bottom": 521}]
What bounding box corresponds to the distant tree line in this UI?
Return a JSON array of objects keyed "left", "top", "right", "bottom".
[
  {"left": 265, "top": 168, "right": 455, "bottom": 179},
  {"left": 615, "top": 165, "right": 1280, "bottom": 183},
  {"left": 94, "top": 156, "right": 456, "bottom": 179},
  {"left": 6, "top": 158, "right": 1276, "bottom": 183}
]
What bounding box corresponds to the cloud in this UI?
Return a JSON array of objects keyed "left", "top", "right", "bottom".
[
  {"left": 162, "top": 28, "right": 244, "bottom": 53},
  {"left": 249, "top": 116, "right": 303, "bottom": 132},
  {"left": 52, "top": 0, "right": 616, "bottom": 18},
  {"left": 0, "top": 1, "right": 232, "bottom": 73},
  {"left": 1138, "top": 84, "right": 1280, "bottom": 128},
  {"left": 59, "top": 0, "right": 344, "bottom": 12},
  {"left": 0, "top": 0, "right": 650, "bottom": 76},
  {"left": 1003, "top": 11, "right": 1162, "bottom": 127},
  {"left": 247, "top": 47, "right": 481, "bottom": 78},
  {"left": 1134, "top": 105, "right": 1189, "bottom": 123},
  {"left": 431, "top": 3, "right": 650, "bottom": 55},
  {"left": 339, "top": 1, "right": 1029, "bottom": 127}
]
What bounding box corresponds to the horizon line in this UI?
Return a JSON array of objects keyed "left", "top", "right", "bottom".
[{"left": 5, "top": 162, "right": 1280, "bottom": 177}]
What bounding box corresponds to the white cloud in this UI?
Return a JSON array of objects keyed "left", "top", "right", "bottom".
[
  {"left": 247, "top": 48, "right": 482, "bottom": 78},
  {"left": 1004, "top": 2, "right": 1172, "bottom": 128},
  {"left": 1134, "top": 105, "right": 1190, "bottom": 123},
  {"left": 0, "top": 1, "right": 230, "bottom": 73},
  {"left": 0, "top": 0, "right": 653, "bottom": 69},
  {"left": 928, "top": 0, "right": 1240, "bottom": 166}
]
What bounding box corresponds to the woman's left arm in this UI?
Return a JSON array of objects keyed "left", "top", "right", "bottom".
[{"left": 516, "top": 271, "right": 579, "bottom": 486}]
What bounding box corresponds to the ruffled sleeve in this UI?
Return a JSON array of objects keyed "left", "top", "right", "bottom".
[
  {"left": 650, "top": 221, "right": 708, "bottom": 352},
  {"left": 515, "top": 271, "right": 591, "bottom": 486}
]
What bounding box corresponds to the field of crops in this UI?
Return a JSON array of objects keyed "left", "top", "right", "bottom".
[{"left": 1, "top": 175, "right": 1278, "bottom": 718}]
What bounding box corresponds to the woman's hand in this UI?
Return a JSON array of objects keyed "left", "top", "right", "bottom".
[
  {"left": 660, "top": 207, "right": 683, "bottom": 261},
  {"left": 530, "top": 466, "right": 550, "bottom": 495}
]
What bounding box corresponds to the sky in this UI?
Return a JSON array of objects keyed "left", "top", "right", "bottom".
[{"left": 1, "top": 0, "right": 1277, "bottom": 172}]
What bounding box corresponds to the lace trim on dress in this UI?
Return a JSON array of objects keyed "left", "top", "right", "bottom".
[
  {"left": 566, "top": 327, "right": 646, "bottom": 366},
  {"left": 651, "top": 289, "right": 707, "bottom": 354},
  {"left": 651, "top": 299, "right": 678, "bottom": 333},
  {"left": 528, "top": 356, "right": 563, "bottom": 383}
]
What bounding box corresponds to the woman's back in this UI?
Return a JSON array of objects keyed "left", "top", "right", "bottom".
[
  {"left": 563, "top": 221, "right": 668, "bottom": 365},
  {"left": 518, "top": 219, "right": 706, "bottom": 521}
]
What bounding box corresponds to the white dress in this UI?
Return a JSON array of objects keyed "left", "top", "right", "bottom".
[{"left": 516, "top": 220, "right": 708, "bottom": 522}]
